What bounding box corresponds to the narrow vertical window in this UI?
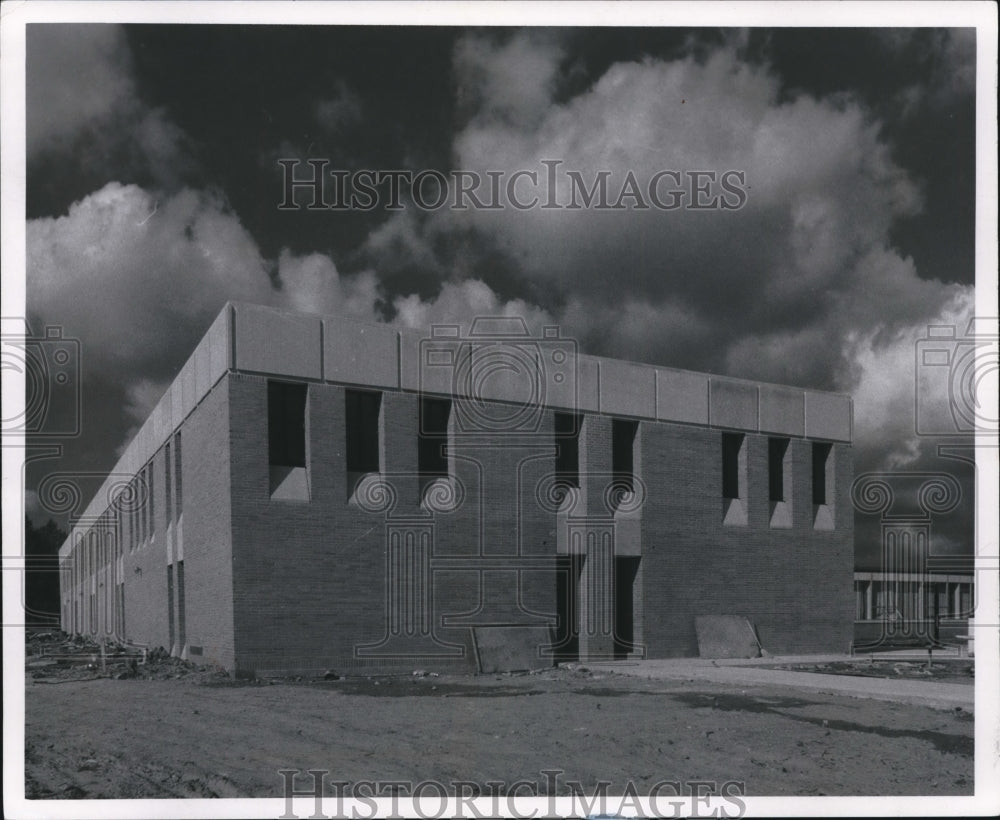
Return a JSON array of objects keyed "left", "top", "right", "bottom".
[
  {"left": 167, "top": 564, "right": 175, "bottom": 651},
  {"left": 131, "top": 478, "right": 138, "bottom": 550},
  {"left": 346, "top": 389, "right": 383, "bottom": 498},
  {"left": 269, "top": 381, "right": 309, "bottom": 500},
  {"left": 722, "top": 432, "right": 747, "bottom": 525},
  {"left": 554, "top": 412, "right": 581, "bottom": 488},
  {"left": 612, "top": 418, "right": 638, "bottom": 492},
  {"left": 177, "top": 560, "right": 187, "bottom": 650},
  {"left": 418, "top": 397, "right": 451, "bottom": 481},
  {"left": 174, "top": 433, "right": 182, "bottom": 517},
  {"left": 812, "top": 442, "right": 835, "bottom": 530},
  {"left": 139, "top": 473, "right": 146, "bottom": 544},
  {"left": 768, "top": 437, "right": 792, "bottom": 528},
  {"left": 812, "top": 442, "right": 832, "bottom": 505},
  {"left": 144, "top": 466, "right": 151, "bottom": 541},
  {"left": 164, "top": 442, "right": 172, "bottom": 525},
  {"left": 268, "top": 381, "right": 307, "bottom": 468},
  {"left": 132, "top": 480, "right": 138, "bottom": 549},
  {"left": 148, "top": 462, "right": 155, "bottom": 539},
  {"left": 768, "top": 438, "right": 788, "bottom": 502},
  {"left": 722, "top": 433, "right": 744, "bottom": 500},
  {"left": 117, "top": 584, "right": 125, "bottom": 640}
]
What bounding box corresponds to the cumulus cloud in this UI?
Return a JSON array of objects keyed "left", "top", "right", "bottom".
[
  {"left": 25, "top": 28, "right": 978, "bottom": 501},
  {"left": 846, "top": 287, "right": 976, "bottom": 470},
  {"left": 26, "top": 180, "right": 553, "bottom": 455},
  {"left": 24, "top": 489, "right": 43, "bottom": 521},
  {"left": 27, "top": 183, "right": 272, "bottom": 377},
  {"left": 392, "top": 279, "right": 554, "bottom": 333},
  {"left": 123, "top": 377, "right": 172, "bottom": 425},
  {"left": 453, "top": 30, "right": 567, "bottom": 129},
  {"left": 27, "top": 24, "right": 192, "bottom": 186},
  {"left": 358, "top": 34, "right": 971, "bottom": 478},
  {"left": 845, "top": 286, "right": 978, "bottom": 564},
  {"left": 276, "top": 250, "right": 381, "bottom": 320},
  {"left": 363, "top": 208, "right": 444, "bottom": 276},
  {"left": 447, "top": 41, "right": 925, "bottom": 325}
]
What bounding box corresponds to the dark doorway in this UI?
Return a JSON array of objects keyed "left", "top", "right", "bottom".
[
  {"left": 167, "top": 564, "right": 175, "bottom": 650},
  {"left": 177, "top": 560, "right": 187, "bottom": 652},
  {"left": 614, "top": 557, "right": 641, "bottom": 659},
  {"left": 553, "top": 555, "right": 583, "bottom": 661}
]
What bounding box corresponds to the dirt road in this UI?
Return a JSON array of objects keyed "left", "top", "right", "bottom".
[{"left": 24, "top": 665, "right": 973, "bottom": 799}]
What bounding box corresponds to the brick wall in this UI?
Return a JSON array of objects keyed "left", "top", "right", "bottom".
[
  {"left": 227, "top": 375, "right": 562, "bottom": 676},
  {"left": 225, "top": 374, "right": 853, "bottom": 673},
  {"left": 121, "top": 445, "right": 169, "bottom": 650},
  {"left": 639, "top": 423, "right": 854, "bottom": 657},
  {"left": 64, "top": 371, "right": 853, "bottom": 674},
  {"left": 180, "top": 377, "right": 236, "bottom": 669},
  {"left": 117, "top": 376, "right": 235, "bottom": 667},
  {"left": 229, "top": 375, "right": 407, "bottom": 676}
]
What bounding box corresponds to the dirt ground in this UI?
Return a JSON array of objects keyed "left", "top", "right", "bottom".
[
  {"left": 762, "top": 658, "right": 976, "bottom": 685},
  {"left": 23, "top": 640, "right": 974, "bottom": 800}
]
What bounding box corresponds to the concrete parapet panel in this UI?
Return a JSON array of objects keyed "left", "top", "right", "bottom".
[
  {"left": 599, "top": 359, "right": 656, "bottom": 419},
  {"left": 194, "top": 337, "right": 214, "bottom": 399},
  {"left": 118, "top": 443, "right": 135, "bottom": 481},
  {"left": 199, "top": 306, "right": 232, "bottom": 392},
  {"left": 656, "top": 369, "right": 709, "bottom": 425},
  {"left": 400, "top": 328, "right": 463, "bottom": 395},
  {"left": 466, "top": 342, "right": 543, "bottom": 406},
  {"left": 210, "top": 307, "right": 233, "bottom": 373},
  {"left": 759, "top": 385, "right": 805, "bottom": 437},
  {"left": 405, "top": 328, "right": 476, "bottom": 397},
  {"left": 324, "top": 318, "right": 399, "bottom": 389},
  {"left": 709, "top": 379, "right": 759, "bottom": 431},
  {"left": 78, "top": 477, "right": 109, "bottom": 532},
  {"left": 398, "top": 329, "right": 421, "bottom": 392},
  {"left": 135, "top": 421, "right": 152, "bottom": 470},
  {"left": 233, "top": 303, "right": 321, "bottom": 379},
  {"left": 575, "top": 355, "right": 600, "bottom": 413},
  {"left": 129, "top": 420, "right": 145, "bottom": 472},
  {"left": 170, "top": 370, "right": 185, "bottom": 429},
  {"left": 179, "top": 357, "right": 198, "bottom": 423},
  {"left": 805, "top": 391, "right": 852, "bottom": 442},
  {"left": 151, "top": 395, "right": 168, "bottom": 445}
]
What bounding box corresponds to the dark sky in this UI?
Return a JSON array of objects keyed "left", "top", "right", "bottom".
[{"left": 22, "top": 23, "right": 982, "bottom": 567}]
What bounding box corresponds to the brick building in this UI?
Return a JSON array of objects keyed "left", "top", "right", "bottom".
[{"left": 59, "top": 302, "right": 854, "bottom": 676}]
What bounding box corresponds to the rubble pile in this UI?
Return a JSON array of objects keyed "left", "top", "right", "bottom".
[{"left": 25, "top": 630, "right": 228, "bottom": 683}]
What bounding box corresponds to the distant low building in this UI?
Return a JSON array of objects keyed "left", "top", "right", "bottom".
[{"left": 853, "top": 569, "right": 974, "bottom": 648}]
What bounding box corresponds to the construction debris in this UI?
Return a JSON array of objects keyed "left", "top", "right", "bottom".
[{"left": 25, "top": 630, "right": 229, "bottom": 683}]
